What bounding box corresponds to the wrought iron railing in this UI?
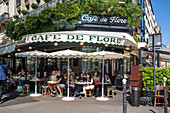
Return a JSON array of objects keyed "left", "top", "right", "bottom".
[{"left": 0, "top": 12, "right": 10, "bottom": 23}]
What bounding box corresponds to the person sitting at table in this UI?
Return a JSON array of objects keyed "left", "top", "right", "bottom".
[
  {"left": 78, "top": 73, "right": 86, "bottom": 82},
  {"left": 56, "top": 70, "right": 65, "bottom": 97},
  {"left": 48, "top": 70, "right": 57, "bottom": 96},
  {"left": 26, "top": 71, "right": 31, "bottom": 80},
  {"left": 69, "top": 69, "right": 75, "bottom": 78},
  {"left": 103, "top": 74, "right": 111, "bottom": 83},
  {"left": 93, "top": 71, "right": 100, "bottom": 97},
  {"left": 82, "top": 73, "right": 94, "bottom": 98},
  {"left": 69, "top": 75, "right": 75, "bottom": 96},
  {"left": 20, "top": 69, "right": 26, "bottom": 77},
  {"left": 6, "top": 69, "right": 14, "bottom": 89}
]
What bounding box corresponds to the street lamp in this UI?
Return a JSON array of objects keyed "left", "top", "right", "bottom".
[{"left": 148, "top": 28, "right": 162, "bottom": 92}]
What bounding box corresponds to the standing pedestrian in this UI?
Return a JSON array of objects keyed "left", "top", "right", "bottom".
[{"left": 0, "top": 58, "right": 8, "bottom": 104}]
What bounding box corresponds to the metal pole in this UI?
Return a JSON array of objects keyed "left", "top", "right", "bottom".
[
  {"left": 122, "top": 79, "right": 127, "bottom": 113},
  {"left": 157, "top": 52, "right": 160, "bottom": 67},
  {"left": 35, "top": 57, "right": 37, "bottom": 94},
  {"left": 102, "top": 57, "right": 104, "bottom": 98},
  {"left": 67, "top": 57, "right": 70, "bottom": 97},
  {"left": 139, "top": 49, "right": 142, "bottom": 65},
  {"left": 163, "top": 77, "right": 168, "bottom": 113},
  {"left": 153, "top": 34, "right": 156, "bottom": 93}
]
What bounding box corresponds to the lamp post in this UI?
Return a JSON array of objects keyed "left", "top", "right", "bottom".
[
  {"left": 149, "top": 27, "right": 162, "bottom": 93},
  {"left": 153, "top": 33, "right": 156, "bottom": 93}
]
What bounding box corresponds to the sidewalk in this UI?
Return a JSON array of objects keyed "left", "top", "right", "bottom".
[{"left": 0, "top": 90, "right": 166, "bottom": 113}]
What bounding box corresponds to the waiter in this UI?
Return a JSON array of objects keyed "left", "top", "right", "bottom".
[{"left": 0, "top": 58, "right": 8, "bottom": 104}]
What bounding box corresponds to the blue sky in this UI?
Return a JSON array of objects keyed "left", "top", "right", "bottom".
[{"left": 151, "top": 0, "right": 170, "bottom": 46}]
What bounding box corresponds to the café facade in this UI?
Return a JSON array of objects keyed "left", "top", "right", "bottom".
[{"left": 0, "top": 14, "right": 138, "bottom": 87}]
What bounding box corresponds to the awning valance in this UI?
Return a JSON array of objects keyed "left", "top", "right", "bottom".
[{"left": 0, "top": 42, "right": 16, "bottom": 55}]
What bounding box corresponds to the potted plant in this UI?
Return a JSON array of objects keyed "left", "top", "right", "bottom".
[
  {"left": 31, "top": 3, "right": 39, "bottom": 9},
  {"left": 21, "top": 10, "right": 28, "bottom": 15},
  {"left": 13, "top": 15, "right": 19, "bottom": 19}
]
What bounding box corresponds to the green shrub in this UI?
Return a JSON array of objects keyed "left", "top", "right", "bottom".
[
  {"left": 31, "top": 3, "right": 39, "bottom": 9},
  {"left": 21, "top": 10, "right": 28, "bottom": 15},
  {"left": 13, "top": 15, "right": 19, "bottom": 19},
  {"left": 14, "top": 22, "right": 27, "bottom": 40},
  {"left": 6, "top": 21, "right": 19, "bottom": 40},
  {"left": 25, "top": 15, "right": 41, "bottom": 33},
  {"left": 43, "top": 0, "right": 51, "bottom": 3},
  {"left": 55, "top": 2, "right": 80, "bottom": 19},
  {"left": 142, "top": 67, "right": 170, "bottom": 91}
]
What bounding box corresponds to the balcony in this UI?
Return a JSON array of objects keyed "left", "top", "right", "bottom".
[
  {"left": 0, "top": 12, "right": 10, "bottom": 23},
  {"left": 20, "top": 0, "right": 58, "bottom": 21}
]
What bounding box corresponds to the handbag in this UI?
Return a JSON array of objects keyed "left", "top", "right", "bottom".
[
  {"left": 95, "top": 82, "right": 99, "bottom": 85},
  {"left": 17, "top": 86, "right": 23, "bottom": 93}
]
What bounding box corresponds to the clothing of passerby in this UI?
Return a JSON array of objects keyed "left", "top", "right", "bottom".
[{"left": 0, "top": 62, "right": 8, "bottom": 103}]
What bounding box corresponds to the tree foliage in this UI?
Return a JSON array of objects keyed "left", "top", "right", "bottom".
[{"left": 6, "top": 0, "right": 144, "bottom": 41}]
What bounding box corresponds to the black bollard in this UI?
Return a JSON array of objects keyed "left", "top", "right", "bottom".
[
  {"left": 122, "top": 79, "right": 127, "bottom": 113},
  {"left": 163, "top": 77, "right": 168, "bottom": 113}
]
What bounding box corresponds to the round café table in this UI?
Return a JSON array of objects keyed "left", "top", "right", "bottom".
[
  {"left": 96, "top": 82, "right": 110, "bottom": 101},
  {"left": 30, "top": 78, "right": 41, "bottom": 97},
  {"left": 47, "top": 81, "right": 59, "bottom": 97},
  {"left": 13, "top": 76, "right": 21, "bottom": 80},
  {"left": 74, "top": 82, "right": 91, "bottom": 98}
]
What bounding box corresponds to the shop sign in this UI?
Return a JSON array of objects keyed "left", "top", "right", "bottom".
[
  {"left": 81, "top": 14, "right": 128, "bottom": 25},
  {"left": 25, "top": 34, "right": 125, "bottom": 46}
]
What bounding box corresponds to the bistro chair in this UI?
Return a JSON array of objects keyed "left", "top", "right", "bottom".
[
  {"left": 154, "top": 85, "right": 169, "bottom": 107},
  {"left": 107, "top": 87, "right": 114, "bottom": 98},
  {"left": 86, "top": 88, "right": 94, "bottom": 97},
  {"left": 38, "top": 78, "right": 46, "bottom": 92},
  {"left": 41, "top": 77, "right": 50, "bottom": 95},
  {"left": 22, "top": 84, "right": 30, "bottom": 94}
]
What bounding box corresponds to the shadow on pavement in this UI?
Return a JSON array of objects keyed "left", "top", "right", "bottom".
[{"left": 0, "top": 90, "right": 39, "bottom": 107}]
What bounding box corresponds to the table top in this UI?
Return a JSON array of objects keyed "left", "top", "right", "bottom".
[
  {"left": 13, "top": 76, "right": 21, "bottom": 79},
  {"left": 74, "top": 82, "right": 90, "bottom": 85},
  {"left": 47, "top": 81, "right": 59, "bottom": 84},
  {"left": 99, "top": 82, "right": 110, "bottom": 85},
  {"left": 30, "top": 79, "right": 41, "bottom": 82}
]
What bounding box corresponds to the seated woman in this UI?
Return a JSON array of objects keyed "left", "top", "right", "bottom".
[
  {"left": 26, "top": 71, "right": 31, "bottom": 80},
  {"left": 83, "top": 73, "right": 94, "bottom": 98},
  {"left": 102, "top": 74, "right": 112, "bottom": 95},
  {"left": 104, "top": 74, "right": 111, "bottom": 84},
  {"left": 48, "top": 70, "right": 58, "bottom": 96},
  {"left": 69, "top": 75, "right": 75, "bottom": 96},
  {"left": 93, "top": 71, "right": 100, "bottom": 97}
]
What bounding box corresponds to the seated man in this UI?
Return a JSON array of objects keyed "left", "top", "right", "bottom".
[
  {"left": 48, "top": 71, "right": 57, "bottom": 96},
  {"left": 56, "top": 70, "right": 65, "bottom": 97},
  {"left": 78, "top": 73, "right": 86, "bottom": 82}
]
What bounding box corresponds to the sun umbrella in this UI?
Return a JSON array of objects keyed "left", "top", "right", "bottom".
[
  {"left": 87, "top": 50, "right": 123, "bottom": 101},
  {"left": 16, "top": 51, "right": 48, "bottom": 97},
  {"left": 48, "top": 49, "right": 87, "bottom": 101}
]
